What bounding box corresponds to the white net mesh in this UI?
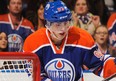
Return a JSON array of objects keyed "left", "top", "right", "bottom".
[{"left": 0, "top": 59, "right": 33, "bottom": 81}]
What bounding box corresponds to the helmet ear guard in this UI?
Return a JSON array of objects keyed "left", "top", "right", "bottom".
[{"left": 44, "top": 0, "right": 72, "bottom": 22}]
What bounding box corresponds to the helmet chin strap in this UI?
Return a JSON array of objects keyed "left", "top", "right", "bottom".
[
  {"left": 45, "top": 21, "right": 71, "bottom": 41},
  {"left": 46, "top": 27, "right": 63, "bottom": 41}
]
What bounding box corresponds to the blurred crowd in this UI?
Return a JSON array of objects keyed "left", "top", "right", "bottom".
[{"left": 0, "top": 0, "right": 116, "bottom": 56}]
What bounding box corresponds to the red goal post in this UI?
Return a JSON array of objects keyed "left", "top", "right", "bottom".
[{"left": 0, "top": 52, "right": 40, "bottom": 81}]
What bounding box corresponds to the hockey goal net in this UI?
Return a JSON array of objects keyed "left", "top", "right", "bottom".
[{"left": 0, "top": 52, "right": 40, "bottom": 81}]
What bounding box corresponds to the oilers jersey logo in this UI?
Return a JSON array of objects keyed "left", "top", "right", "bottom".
[
  {"left": 45, "top": 58, "right": 75, "bottom": 81},
  {"left": 8, "top": 34, "right": 23, "bottom": 52}
]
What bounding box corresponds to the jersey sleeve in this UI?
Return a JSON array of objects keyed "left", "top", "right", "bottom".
[
  {"left": 103, "top": 57, "right": 116, "bottom": 78},
  {"left": 89, "top": 52, "right": 116, "bottom": 79},
  {"left": 83, "top": 45, "right": 103, "bottom": 69}
]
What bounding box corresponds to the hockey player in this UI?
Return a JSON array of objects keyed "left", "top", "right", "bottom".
[
  {"left": 0, "top": 0, "right": 34, "bottom": 52},
  {"left": 23, "top": 0, "right": 116, "bottom": 81}
]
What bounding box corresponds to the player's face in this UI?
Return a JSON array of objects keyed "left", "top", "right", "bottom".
[
  {"left": 50, "top": 21, "right": 70, "bottom": 40},
  {"left": 37, "top": 4, "right": 44, "bottom": 20},
  {"left": 0, "top": 32, "right": 7, "bottom": 51},
  {"left": 74, "top": 0, "right": 88, "bottom": 15},
  {"left": 8, "top": 0, "right": 23, "bottom": 15},
  {"left": 94, "top": 26, "right": 108, "bottom": 45}
]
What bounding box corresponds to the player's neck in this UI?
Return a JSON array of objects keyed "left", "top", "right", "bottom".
[
  {"left": 9, "top": 13, "right": 22, "bottom": 29},
  {"left": 50, "top": 34, "right": 62, "bottom": 46},
  {"left": 9, "top": 13, "right": 22, "bottom": 22}
]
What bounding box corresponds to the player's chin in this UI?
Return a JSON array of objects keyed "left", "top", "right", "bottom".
[{"left": 58, "top": 35, "right": 66, "bottom": 40}]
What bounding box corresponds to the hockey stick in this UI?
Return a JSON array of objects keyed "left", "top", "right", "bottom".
[{"left": 102, "top": 73, "right": 116, "bottom": 81}]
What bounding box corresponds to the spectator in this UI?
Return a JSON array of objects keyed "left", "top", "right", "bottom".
[
  {"left": 0, "top": 0, "right": 34, "bottom": 52},
  {"left": 107, "top": 13, "right": 116, "bottom": 57},
  {"left": 25, "top": 1, "right": 46, "bottom": 31},
  {"left": 36, "top": 1, "right": 46, "bottom": 30},
  {"left": 93, "top": 25, "right": 109, "bottom": 55},
  {"left": 0, "top": 32, "right": 8, "bottom": 52},
  {"left": 72, "top": 0, "right": 101, "bottom": 36},
  {"left": 23, "top": 0, "right": 116, "bottom": 81}
]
